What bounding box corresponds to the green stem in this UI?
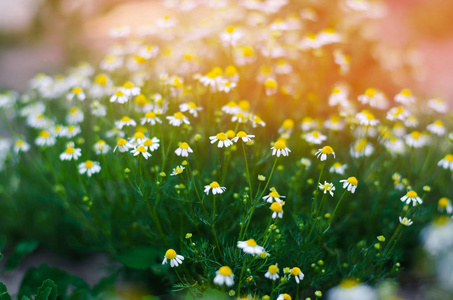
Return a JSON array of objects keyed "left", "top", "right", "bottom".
[{"left": 242, "top": 143, "right": 254, "bottom": 201}]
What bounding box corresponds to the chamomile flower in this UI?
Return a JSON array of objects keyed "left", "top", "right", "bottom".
[
  {"left": 438, "top": 197, "right": 453, "bottom": 214},
  {"left": 232, "top": 131, "right": 255, "bottom": 143},
  {"left": 14, "top": 139, "right": 30, "bottom": 153},
  {"left": 162, "top": 249, "right": 184, "bottom": 267},
  {"left": 128, "top": 132, "right": 146, "bottom": 146},
  {"left": 340, "top": 177, "right": 358, "bottom": 193},
  {"left": 427, "top": 120, "right": 446, "bottom": 136},
  {"left": 67, "top": 87, "right": 86, "bottom": 101},
  {"left": 179, "top": 102, "right": 203, "bottom": 117},
  {"left": 384, "top": 137, "right": 406, "bottom": 155},
  {"left": 438, "top": 154, "right": 453, "bottom": 171},
  {"left": 405, "top": 131, "right": 428, "bottom": 148},
  {"left": 276, "top": 294, "right": 292, "bottom": 300},
  {"left": 131, "top": 145, "right": 152, "bottom": 159},
  {"left": 214, "top": 266, "right": 234, "bottom": 287},
  {"left": 315, "top": 146, "right": 335, "bottom": 161},
  {"left": 279, "top": 119, "right": 295, "bottom": 135},
  {"left": 427, "top": 97, "right": 448, "bottom": 113},
  {"left": 78, "top": 160, "right": 101, "bottom": 177},
  {"left": 271, "top": 140, "right": 291, "bottom": 157},
  {"left": 386, "top": 106, "right": 408, "bottom": 122},
  {"left": 300, "top": 158, "right": 311, "bottom": 169},
  {"left": 209, "top": 132, "right": 233, "bottom": 148},
  {"left": 263, "top": 189, "right": 286, "bottom": 203},
  {"left": 251, "top": 115, "right": 266, "bottom": 128},
  {"left": 60, "top": 143, "right": 82, "bottom": 161},
  {"left": 237, "top": 239, "right": 264, "bottom": 254},
  {"left": 141, "top": 111, "right": 162, "bottom": 125},
  {"left": 330, "top": 162, "right": 347, "bottom": 175},
  {"left": 355, "top": 110, "right": 379, "bottom": 127},
  {"left": 264, "top": 264, "right": 279, "bottom": 281},
  {"left": 264, "top": 78, "right": 278, "bottom": 96},
  {"left": 221, "top": 101, "right": 239, "bottom": 115},
  {"left": 66, "top": 107, "right": 84, "bottom": 124},
  {"left": 65, "top": 125, "right": 81, "bottom": 138},
  {"left": 232, "top": 113, "right": 247, "bottom": 123},
  {"left": 319, "top": 181, "right": 335, "bottom": 197},
  {"left": 404, "top": 115, "right": 419, "bottom": 127},
  {"left": 358, "top": 88, "right": 388, "bottom": 109},
  {"left": 171, "top": 165, "right": 185, "bottom": 176},
  {"left": 204, "top": 181, "right": 226, "bottom": 195},
  {"left": 270, "top": 202, "right": 284, "bottom": 219},
  {"left": 399, "top": 217, "right": 413, "bottom": 226},
  {"left": 324, "top": 115, "right": 345, "bottom": 131},
  {"left": 115, "top": 116, "right": 136, "bottom": 129},
  {"left": 327, "top": 278, "right": 377, "bottom": 300},
  {"left": 94, "top": 140, "right": 110, "bottom": 155},
  {"left": 114, "top": 138, "right": 133, "bottom": 153},
  {"left": 304, "top": 131, "right": 327, "bottom": 144},
  {"left": 90, "top": 101, "right": 107, "bottom": 117},
  {"left": 290, "top": 267, "right": 304, "bottom": 284},
  {"left": 175, "top": 142, "right": 193, "bottom": 157},
  {"left": 394, "top": 89, "right": 415, "bottom": 105},
  {"left": 121, "top": 81, "right": 141, "bottom": 97},
  {"left": 166, "top": 112, "right": 190, "bottom": 127},
  {"left": 110, "top": 89, "right": 129, "bottom": 104},
  {"left": 400, "top": 190, "right": 422, "bottom": 206},
  {"left": 350, "top": 139, "right": 374, "bottom": 158},
  {"left": 35, "top": 130, "right": 56, "bottom": 147},
  {"left": 143, "top": 137, "right": 160, "bottom": 152},
  {"left": 328, "top": 87, "right": 349, "bottom": 107},
  {"left": 26, "top": 113, "right": 50, "bottom": 129}
]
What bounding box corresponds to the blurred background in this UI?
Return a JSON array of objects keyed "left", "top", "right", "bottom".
[{"left": 0, "top": 0, "right": 452, "bottom": 99}]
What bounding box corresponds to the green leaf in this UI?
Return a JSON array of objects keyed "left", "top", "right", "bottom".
[
  {"left": 5, "top": 240, "right": 39, "bottom": 270},
  {"left": 116, "top": 247, "right": 161, "bottom": 269},
  {"left": 18, "top": 264, "right": 89, "bottom": 299},
  {"left": 0, "top": 282, "right": 12, "bottom": 300},
  {"left": 36, "top": 279, "right": 58, "bottom": 300}
]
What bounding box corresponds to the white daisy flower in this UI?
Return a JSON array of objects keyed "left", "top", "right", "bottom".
[
  {"left": 114, "top": 138, "right": 133, "bottom": 153},
  {"left": 427, "top": 97, "right": 448, "bottom": 113},
  {"left": 78, "top": 160, "right": 101, "bottom": 177},
  {"left": 264, "top": 264, "right": 279, "bottom": 281},
  {"left": 405, "top": 131, "right": 428, "bottom": 148},
  {"left": 394, "top": 89, "right": 415, "bottom": 105},
  {"left": 426, "top": 120, "right": 446, "bottom": 136},
  {"left": 404, "top": 115, "right": 419, "bottom": 128},
  {"left": 100, "top": 55, "right": 123, "bottom": 71},
  {"left": 251, "top": 115, "right": 266, "bottom": 128},
  {"left": 319, "top": 181, "right": 335, "bottom": 197},
  {"left": 121, "top": 81, "right": 141, "bottom": 97},
  {"left": 65, "top": 125, "right": 81, "bottom": 138},
  {"left": 166, "top": 112, "right": 190, "bottom": 127},
  {"left": 237, "top": 239, "right": 264, "bottom": 255},
  {"left": 66, "top": 87, "right": 86, "bottom": 101},
  {"left": 221, "top": 101, "right": 239, "bottom": 115},
  {"left": 141, "top": 111, "right": 162, "bottom": 125},
  {"left": 438, "top": 198, "right": 453, "bottom": 214},
  {"left": 386, "top": 106, "right": 408, "bottom": 122},
  {"left": 355, "top": 110, "right": 379, "bottom": 127},
  {"left": 66, "top": 107, "right": 84, "bottom": 124},
  {"left": 162, "top": 249, "right": 184, "bottom": 267},
  {"left": 330, "top": 162, "right": 347, "bottom": 175},
  {"left": 27, "top": 113, "right": 50, "bottom": 129},
  {"left": 131, "top": 145, "right": 152, "bottom": 159},
  {"left": 315, "top": 146, "right": 335, "bottom": 161},
  {"left": 14, "top": 139, "right": 30, "bottom": 153},
  {"left": 60, "top": 143, "right": 82, "bottom": 161},
  {"left": 263, "top": 189, "right": 286, "bottom": 203},
  {"left": 110, "top": 89, "right": 129, "bottom": 104},
  {"left": 271, "top": 140, "right": 291, "bottom": 157},
  {"left": 276, "top": 294, "right": 292, "bottom": 300},
  {"left": 90, "top": 101, "right": 107, "bottom": 117},
  {"left": 93, "top": 140, "right": 110, "bottom": 155},
  {"left": 327, "top": 278, "right": 377, "bottom": 300},
  {"left": 358, "top": 88, "right": 388, "bottom": 109},
  {"left": 219, "top": 26, "right": 242, "bottom": 47},
  {"left": 209, "top": 132, "right": 233, "bottom": 148},
  {"left": 115, "top": 116, "right": 136, "bottom": 129},
  {"left": 400, "top": 190, "right": 422, "bottom": 206},
  {"left": 350, "top": 139, "right": 374, "bottom": 158},
  {"left": 384, "top": 137, "right": 406, "bottom": 156},
  {"left": 214, "top": 266, "right": 235, "bottom": 287},
  {"left": 232, "top": 131, "right": 255, "bottom": 143},
  {"left": 175, "top": 142, "right": 193, "bottom": 157},
  {"left": 170, "top": 165, "right": 185, "bottom": 176},
  {"left": 340, "top": 177, "right": 358, "bottom": 194},
  {"left": 179, "top": 102, "right": 203, "bottom": 117},
  {"left": 270, "top": 202, "right": 284, "bottom": 219},
  {"left": 304, "top": 131, "right": 327, "bottom": 144},
  {"left": 35, "top": 130, "right": 56, "bottom": 147},
  {"left": 232, "top": 112, "right": 248, "bottom": 124},
  {"left": 399, "top": 216, "right": 413, "bottom": 226},
  {"left": 143, "top": 137, "right": 160, "bottom": 152},
  {"left": 438, "top": 154, "right": 453, "bottom": 171},
  {"left": 204, "top": 181, "right": 226, "bottom": 195},
  {"left": 290, "top": 267, "right": 304, "bottom": 284}
]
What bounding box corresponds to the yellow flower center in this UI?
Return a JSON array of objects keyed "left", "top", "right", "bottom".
[
  {"left": 253, "top": 116, "right": 262, "bottom": 123},
  {"left": 312, "top": 131, "right": 319, "bottom": 138},
  {"left": 219, "top": 266, "right": 233, "bottom": 276},
  {"left": 268, "top": 265, "right": 279, "bottom": 274},
  {"left": 355, "top": 139, "right": 367, "bottom": 151},
  {"left": 332, "top": 88, "right": 342, "bottom": 94},
  {"left": 225, "top": 65, "right": 237, "bottom": 76},
  {"left": 401, "top": 89, "right": 412, "bottom": 97},
  {"left": 165, "top": 249, "right": 177, "bottom": 260},
  {"left": 115, "top": 90, "right": 124, "bottom": 97},
  {"left": 406, "top": 191, "right": 417, "bottom": 198},
  {"left": 322, "top": 146, "right": 333, "bottom": 154},
  {"left": 246, "top": 239, "right": 257, "bottom": 247},
  {"left": 85, "top": 160, "right": 94, "bottom": 168},
  {"left": 209, "top": 181, "right": 220, "bottom": 188},
  {"left": 438, "top": 197, "right": 449, "bottom": 208},
  {"left": 323, "top": 184, "right": 331, "bottom": 190},
  {"left": 68, "top": 126, "right": 75, "bottom": 132},
  {"left": 39, "top": 131, "right": 50, "bottom": 138},
  {"left": 144, "top": 111, "right": 156, "bottom": 119},
  {"left": 216, "top": 133, "right": 227, "bottom": 141},
  {"left": 105, "top": 55, "right": 116, "bottom": 62},
  {"left": 121, "top": 116, "right": 131, "bottom": 122},
  {"left": 17, "top": 140, "right": 24, "bottom": 146},
  {"left": 174, "top": 112, "right": 184, "bottom": 119},
  {"left": 269, "top": 191, "right": 280, "bottom": 198},
  {"left": 135, "top": 94, "right": 149, "bottom": 106},
  {"left": 73, "top": 87, "right": 83, "bottom": 94},
  {"left": 226, "top": 130, "right": 235, "bottom": 139},
  {"left": 144, "top": 139, "right": 153, "bottom": 147},
  {"left": 137, "top": 146, "right": 146, "bottom": 153},
  {"left": 236, "top": 131, "right": 247, "bottom": 138},
  {"left": 265, "top": 79, "right": 277, "bottom": 90},
  {"left": 188, "top": 102, "right": 197, "bottom": 109},
  {"left": 123, "top": 81, "right": 134, "bottom": 89},
  {"left": 434, "top": 216, "right": 450, "bottom": 226},
  {"left": 339, "top": 278, "right": 360, "bottom": 289},
  {"left": 290, "top": 267, "right": 301, "bottom": 276},
  {"left": 333, "top": 162, "right": 342, "bottom": 168},
  {"left": 65, "top": 147, "right": 75, "bottom": 154},
  {"left": 365, "top": 88, "right": 376, "bottom": 97},
  {"left": 434, "top": 120, "right": 444, "bottom": 127},
  {"left": 69, "top": 107, "right": 79, "bottom": 114},
  {"left": 270, "top": 202, "right": 283, "bottom": 212},
  {"left": 238, "top": 100, "right": 250, "bottom": 111},
  {"left": 95, "top": 74, "right": 108, "bottom": 85},
  {"left": 444, "top": 154, "right": 453, "bottom": 162},
  {"left": 282, "top": 294, "right": 291, "bottom": 300},
  {"left": 243, "top": 46, "right": 254, "bottom": 57},
  {"left": 225, "top": 26, "right": 235, "bottom": 33},
  {"left": 180, "top": 142, "right": 189, "bottom": 149},
  {"left": 274, "top": 140, "right": 286, "bottom": 150},
  {"left": 282, "top": 119, "right": 294, "bottom": 130},
  {"left": 347, "top": 177, "right": 358, "bottom": 186},
  {"left": 411, "top": 131, "right": 421, "bottom": 139},
  {"left": 133, "top": 132, "right": 144, "bottom": 139},
  {"left": 117, "top": 138, "right": 127, "bottom": 146}
]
